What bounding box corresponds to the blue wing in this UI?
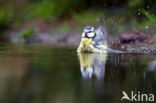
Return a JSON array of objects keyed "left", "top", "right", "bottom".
[{"left": 93, "top": 26, "right": 107, "bottom": 45}]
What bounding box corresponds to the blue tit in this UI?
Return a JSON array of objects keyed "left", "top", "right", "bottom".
[{"left": 77, "top": 25, "right": 108, "bottom": 53}]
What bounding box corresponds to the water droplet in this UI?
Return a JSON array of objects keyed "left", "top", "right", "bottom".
[
  {"left": 138, "top": 12, "right": 141, "bottom": 15},
  {"left": 145, "top": 26, "right": 149, "bottom": 29},
  {"left": 121, "top": 46, "right": 124, "bottom": 49}
]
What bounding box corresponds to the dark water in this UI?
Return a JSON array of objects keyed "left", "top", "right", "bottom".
[{"left": 0, "top": 44, "right": 156, "bottom": 103}]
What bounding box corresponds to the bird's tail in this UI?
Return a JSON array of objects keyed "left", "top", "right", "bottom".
[{"left": 107, "top": 48, "right": 125, "bottom": 53}]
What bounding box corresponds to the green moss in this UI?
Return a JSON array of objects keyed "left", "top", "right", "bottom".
[{"left": 20, "top": 29, "right": 35, "bottom": 38}]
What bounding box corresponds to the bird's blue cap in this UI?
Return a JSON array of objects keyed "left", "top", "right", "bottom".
[{"left": 84, "top": 25, "right": 94, "bottom": 32}]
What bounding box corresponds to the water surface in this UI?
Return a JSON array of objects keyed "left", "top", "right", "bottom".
[{"left": 0, "top": 44, "right": 155, "bottom": 103}]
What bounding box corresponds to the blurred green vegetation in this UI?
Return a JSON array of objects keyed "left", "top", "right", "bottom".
[
  {"left": 20, "top": 28, "right": 36, "bottom": 43},
  {"left": 0, "top": 0, "right": 156, "bottom": 34},
  {"left": 20, "top": 28, "right": 35, "bottom": 38},
  {"left": 72, "top": 10, "right": 103, "bottom": 25}
]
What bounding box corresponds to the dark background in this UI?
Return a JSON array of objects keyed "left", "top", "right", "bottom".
[{"left": 0, "top": 0, "right": 156, "bottom": 45}]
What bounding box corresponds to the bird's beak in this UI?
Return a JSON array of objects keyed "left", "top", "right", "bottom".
[{"left": 80, "top": 38, "right": 92, "bottom": 46}]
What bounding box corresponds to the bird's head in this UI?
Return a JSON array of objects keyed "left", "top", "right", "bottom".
[{"left": 80, "top": 25, "right": 96, "bottom": 46}]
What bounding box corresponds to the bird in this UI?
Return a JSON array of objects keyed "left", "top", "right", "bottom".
[
  {"left": 77, "top": 25, "right": 108, "bottom": 53},
  {"left": 77, "top": 25, "right": 124, "bottom": 53}
]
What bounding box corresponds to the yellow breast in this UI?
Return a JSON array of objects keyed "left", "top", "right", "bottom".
[
  {"left": 77, "top": 38, "right": 108, "bottom": 53},
  {"left": 81, "top": 38, "right": 92, "bottom": 46}
]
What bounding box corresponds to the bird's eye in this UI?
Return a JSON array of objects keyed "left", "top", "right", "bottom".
[{"left": 87, "top": 32, "right": 95, "bottom": 38}]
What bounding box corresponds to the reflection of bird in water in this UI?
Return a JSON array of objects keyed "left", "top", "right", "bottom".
[
  {"left": 77, "top": 25, "right": 123, "bottom": 53},
  {"left": 77, "top": 53, "right": 107, "bottom": 80}
]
